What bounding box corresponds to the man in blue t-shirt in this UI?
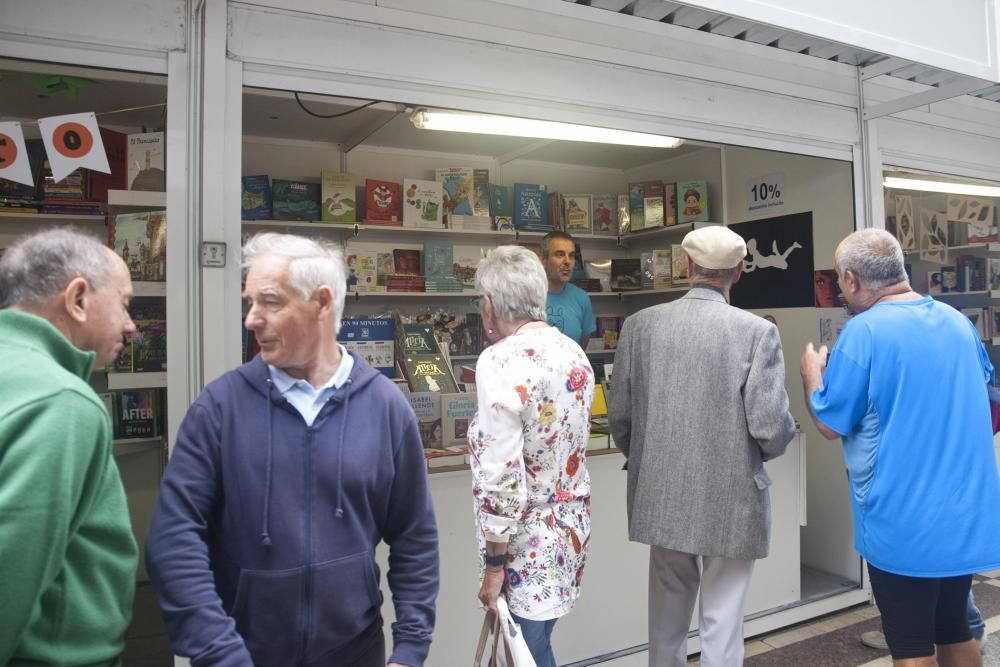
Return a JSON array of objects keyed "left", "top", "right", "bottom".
[
  {"left": 541, "top": 231, "right": 595, "bottom": 348},
  {"left": 800, "top": 229, "right": 1000, "bottom": 665}
]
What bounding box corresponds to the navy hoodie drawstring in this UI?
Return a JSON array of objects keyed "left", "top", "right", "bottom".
[
  {"left": 335, "top": 378, "right": 353, "bottom": 519},
  {"left": 260, "top": 378, "right": 275, "bottom": 547}
]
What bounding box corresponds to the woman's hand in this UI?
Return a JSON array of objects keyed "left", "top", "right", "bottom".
[{"left": 478, "top": 566, "right": 505, "bottom": 612}]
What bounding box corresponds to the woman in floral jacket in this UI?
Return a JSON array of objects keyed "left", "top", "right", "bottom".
[{"left": 471, "top": 245, "right": 594, "bottom": 667}]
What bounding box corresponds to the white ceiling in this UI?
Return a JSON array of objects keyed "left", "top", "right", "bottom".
[{"left": 568, "top": 0, "right": 1000, "bottom": 102}]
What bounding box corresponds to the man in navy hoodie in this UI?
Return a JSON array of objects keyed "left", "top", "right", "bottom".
[{"left": 146, "top": 233, "right": 439, "bottom": 666}]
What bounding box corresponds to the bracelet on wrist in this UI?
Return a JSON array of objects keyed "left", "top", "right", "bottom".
[{"left": 483, "top": 553, "right": 507, "bottom": 567}]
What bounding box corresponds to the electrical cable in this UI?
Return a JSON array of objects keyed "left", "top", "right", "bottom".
[{"left": 294, "top": 93, "right": 379, "bottom": 118}]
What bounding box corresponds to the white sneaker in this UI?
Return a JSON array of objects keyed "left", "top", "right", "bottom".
[{"left": 861, "top": 630, "right": 889, "bottom": 650}]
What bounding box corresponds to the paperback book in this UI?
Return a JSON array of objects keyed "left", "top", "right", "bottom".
[
  {"left": 241, "top": 175, "right": 272, "bottom": 220},
  {"left": 678, "top": 180, "right": 709, "bottom": 223},
  {"left": 403, "top": 178, "right": 444, "bottom": 227},
  {"left": 591, "top": 194, "right": 617, "bottom": 236},
  {"left": 127, "top": 132, "right": 165, "bottom": 192},
  {"left": 513, "top": 183, "right": 549, "bottom": 231},
  {"left": 563, "top": 194, "right": 592, "bottom": 234},
  {"left": 272, "top": 180, "right": 320, "bottom": 221},
  {"left": 320, "top": 171, "right": 357, "bottom": 223},
  {"left": 473, "top": 169, "right": 490, "bottom": 217},
  {"left": 109, "top": 210, "right": 167, "bottom": 282},
  {"left": 117, "top": 389, "right": 160, "bottom": 439},
  {"left": 436, "top": 167, "right": 475, "bottom": 217},
  {"left": 489, "top": 184, "right": 511, "bottom": 218},
  {"left": 338, "top": 317, "right": 395, "bottom": 377},
  {"left": 364, "top": 179, "right": 402, "bottom": 225},
  {"left": 345, "top": 247, "right": 382, "bottom": 293}
]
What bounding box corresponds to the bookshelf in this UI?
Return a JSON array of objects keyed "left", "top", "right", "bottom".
[{"left": 0, "top": 211, "right": 106, "bottom": 225}]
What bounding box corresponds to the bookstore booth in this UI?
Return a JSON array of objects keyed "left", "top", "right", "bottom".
[{"left": 3, "top": 1, "right": 1000, "bottom": 664}]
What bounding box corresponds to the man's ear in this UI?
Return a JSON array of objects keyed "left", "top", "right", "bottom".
[
  {"left": 62, "top": 277, "right": 90, "bottom": 324},
  {"left": 313, "top": 285, "right": 334, "bottom": 318}
]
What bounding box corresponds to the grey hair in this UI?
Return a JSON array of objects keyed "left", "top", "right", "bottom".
[
  {"left": 539, "top": 231, "right": 575, "bottom": 259},
  {"left": 0, "top": 227, "right": 111, "bottom": 308},
  {"left": 836, "top": 228, "right": 907, "bottom": 289},
  {"left": 242, "top": 232, "right": 346, "bottom": 330},
  {"left": 691, "top": 264, "right": 741, "bottom": 284},
  {"left": 475, "top": 245, "right": 548, "bottom": 323}
]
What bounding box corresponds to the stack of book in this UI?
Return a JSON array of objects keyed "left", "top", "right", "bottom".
[
  {"left": 41, "top": 167, "right": 103, "bottom": 215},
  {"left": 386, "top": 275, "right": 426, "bottom": 292},
  {"left": 447, "top": 214, "right": 493, "bottom": 231}
]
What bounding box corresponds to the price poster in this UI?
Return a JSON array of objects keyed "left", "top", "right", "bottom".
[{"left": 747, "top": 173, "right": 785, "bottom": 213}]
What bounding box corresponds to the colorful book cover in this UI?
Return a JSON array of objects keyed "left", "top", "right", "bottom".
[
  {"left": 610, "top": 258, "right": 642, "bottom": 291},
  {"left": 563, "top": 194, "right": 592, "bottom": 234},
  {"left": 271, "top": 180, "right": 320, "bottom": 221},
  {"left": 338, "top": 317, "right": 395, "bottom": 377},
  {"left": 320, "top": 171, "right": 356, "bottom": 223},
  {"left": 452, "top": 245, "right": 483, "bottom": 288},
  {"left": 435, "top": 167, "right": 475, "bottom": 217},
  {"left": 403, "top": 178, "right": 443, "bottom": 227},
  {"left": 117, "top": 389, "right": 159, "bottom": 439},
  {"left": 109, "top": 210, "right": 167, "bottom": 281},
  {"left": 423, "top": 240, "right": 455, "bottom": 282},
  {"left": 393, "top": 248, "right": 421, "bottom": 275},
  {"left": 127, "top": 132, "right": 165, "bottom": 191},
  {"left": 665, "top": 182, "right": 678, "bottom": 226},
  {"left": 364, "top": 179, "right": 402, "bottom": 224},
  {"left": 473, "top": 169, "right": 490, "bottom": 217},
  {"left": 628, "top": 182, "right": 645, "bottom": 231},
  {"left": 513, "top": 183, "right": 548, "bottom": 230},
  {"left": 241, "top": 175, "right": 272, "bottom": 220},
  {"left": 441, "top": 392, "right": 477, "bottom": 448},
  {"left": 671, "top": 244, "right": 690, "bottom": 285},
  {"left": 377, "top": 252, "right": 395, "bottom": 286},
  {"left": 345, "top": 247, "right": 381, "bottom": 293},
  {"left": 493, "top": 216, "right": 514, "bottom": 232},
  {"left": 591, "top": 194, "right": 617, "bottom": 236},
  {"left": 489, "top": 184, "right": 511, "bottom": 218},
  {"left": 642, "top": 181, "right": 665, "bottom": 228},
  {"left": 406, "top": 391, "right": 443, "bottom": 449},
  {"left": 678, "top": 180, "right": 709, "bottom": 223}
]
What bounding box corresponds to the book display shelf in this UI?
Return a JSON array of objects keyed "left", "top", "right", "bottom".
[
  {"left": 239, "top": 89, "right": 728, "bottom": 473},
  {"left": 888, "top": 180, "right": 1000, "bottom": 350}
]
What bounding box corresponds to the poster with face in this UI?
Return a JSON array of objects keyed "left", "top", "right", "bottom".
[
  {"left": 729, "top": 212, "right": 814, "bottom": 309},
  {"left": 894, "top": 194, "right": 915, "bottom": 251}
]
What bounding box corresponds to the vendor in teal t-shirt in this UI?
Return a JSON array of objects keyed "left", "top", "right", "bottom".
[{"left": 542, "top": 231, "right": 595, "bottom": 349}]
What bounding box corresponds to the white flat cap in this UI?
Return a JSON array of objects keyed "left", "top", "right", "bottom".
[{"left": 681, "top": 225, "right": 747, "bottom": 270}]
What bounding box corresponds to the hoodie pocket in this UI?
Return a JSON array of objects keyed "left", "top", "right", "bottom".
[
  {"left": 306, "top": 551, "right": 382, "bottom": 662},
  {"left": 232, "top": 564, "right": 305, "bottom": 665}
]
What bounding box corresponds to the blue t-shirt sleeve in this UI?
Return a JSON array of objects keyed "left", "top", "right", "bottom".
[
  {"left": 810, "top": 327, "right": 871, "bottom": 436},
  {"left": 580, "top": 289, "right": 596, "bottom": 337}
]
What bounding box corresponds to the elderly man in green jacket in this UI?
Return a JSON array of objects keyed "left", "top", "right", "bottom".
[{"left": 0, "top": 228, "right": 138, "bottom": 665}]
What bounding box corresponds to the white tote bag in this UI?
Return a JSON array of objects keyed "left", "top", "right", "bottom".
[{"left": 473, "top": 598, "right": 538, "bottom": 667}]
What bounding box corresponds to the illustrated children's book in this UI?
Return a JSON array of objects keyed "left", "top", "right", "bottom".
[
  {"left": 241, "top": 175, "right": 272, "bottom": 220},
  {"left": 677, "top": 180, "right": 709, "bottom": 223},
  {"left": 403, "top": 178, "right": 444, "bottom": 227},
  {"left": 320, "top": 171, "right": 357, "bottom": 223},
  {"left": 563, "top": 194, "right": 592, "bottom": 234},
  {"left": 513, "top": 183, "right": 549, "bottom": 231},
  {"left": 345, "top": 247, "right": 381, "bottom": 293},
  {"left": 435, "top": 167, "right": 475, "bottom": 218},
  {"left": 591, "top": 194, "right": 617, "bottom": 236},
  {"left": 364, "top": 179, "right": 401, "bottom": 225},
  {"left": 271, "top": 180, "right": 320, "bottom": 221},
  {"left": 109, "top": 210, "right": 167, "bottom": 282}
]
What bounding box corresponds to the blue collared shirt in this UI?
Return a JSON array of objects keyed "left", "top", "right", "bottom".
[{"left": 268, "top": 346, "right": 355, "bottom": 426}]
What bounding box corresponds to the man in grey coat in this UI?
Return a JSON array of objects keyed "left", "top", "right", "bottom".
[{"left": 609, "top": 225, "right": 796, "bottom": 667}]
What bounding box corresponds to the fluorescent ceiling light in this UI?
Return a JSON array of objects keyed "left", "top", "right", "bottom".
[
  {"left": 883, "top": 176, "right": 1000, "bottom": 197},
  {"left": 410, "top": 110, "right": 684, "bottom": 149}
]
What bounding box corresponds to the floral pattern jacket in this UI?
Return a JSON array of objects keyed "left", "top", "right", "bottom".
[{"left": 470, "top": 325, "right": 594, "bottom": 621}]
